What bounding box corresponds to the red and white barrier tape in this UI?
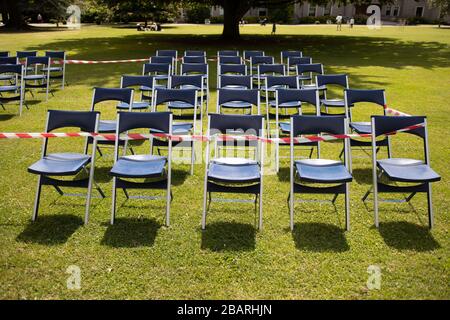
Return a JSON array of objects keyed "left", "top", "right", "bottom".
[
  {"left": 0, "top": 123, "right": 424, "bottom": 143},
  {"left": 384, "top": 105, "right": 411, "bottom": 117}
]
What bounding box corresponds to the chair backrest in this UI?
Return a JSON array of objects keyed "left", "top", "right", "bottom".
[
  {"left": 181, "top": 63, "right": 208, "bottom": 75},
  {"left": 91, "top": 87, "right": 134, "bottom": 108},
  {"left": 288, "top": 56, "right": 312, "bottom": 68},
  {"left": 316, "top": 74, "right": 348, "bottom": 88},
  {"left": 184, "top": 50, "right": 206, "bottom": 57},
  {"left": 149, "top": 56, "right": 173, "bottom": 65},
  {"left": 217, "top": 89, "right": 259, "bottom": 106},
  {"left": 0, "top": 51, "right": 8, "bottom": 57},
  {"left": 218, "top": 56, "right": 242, "bottom": 65},
  {"left": 209, "top": 113, "right": 264, "bottom": 136},
  {"left": 183, "top": 56, "right": 206, "bottom": 64},
  {"left": 296, "top": 63, "right": 323, "bottom": 75},
  {"left": 121, "top": 75, "right": 155, "bottom": 89},
  {"left": 46, "top": 110, "right": 99, "bottom": 133},
  {"left": 281, "top": 50, "right": 302, "bottom": 62},
  {"left": 345, "top": 89, "right": 385, "bottom": 106},
  {"left": 117, "top": 111, "right": 172, "bottom": 134},
  {"left": 17, "top": 51, "right": 37, "bottom": 59},
  {"left": 219, "top": 75, "right": 252, "bottom": 89},
  {"left": 276, "top": 88, "right": 320, "bottom": 114},
  {"left": 251, "top": 56, "right": 274, "bottom": 66},
  {"left": 143, "top": 63, "right": 171, "bottom": 75},
  {"left": 45, "top": 51, "right": 65, "bottom": 60},
  {"left": 26, "top": 56, "right": 50, "bottom": 67},
  {"left": 218, "top": 64, "right": 246, "bottom": 76},
  {"left": 170, "top": 75, "right": 203, "bottom": 89},
  {"left": 218, "top": 50, "right": 239, "bottom": 57},
  {"left": 258, "top": 64, "right": 285, "bottom": 76},
  {"left": 156, "top": 50, "right": 177, "bottom": 59},
  {"left": 153, "top": 88, "right": 197, "bottom": 106},
  {"left": 266, "top": 75, "right": 299, "bottom": 89},
  {"left": 0, "top": 57, "right": 17, "bottom": 64},
  {"left": 0, "top": 64, "right": 22, "bottom": 75},
  {"left": 244, "top": 50, "right": 264, "bottom": 60}
]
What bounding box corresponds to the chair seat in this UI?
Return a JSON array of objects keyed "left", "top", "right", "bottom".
[
  {"left": 321, "top": 98, "right": 345, "bottom": 107},
  {"left": 302, "top": 84, "right": 324, "bottom": 90},
  {"left": 28, "top": 153, "right": 91, "bottom": 176},
  {"left": 221, "top": 85, "right": 248, "bottom": 90},
  {"left": 0, "top": 75, "right": 14, "bottom": 81},
  {"left": 140, "top": 85, "right": 165, "bottom": 91},
  {"left": 261, "top": 85, "right": 285, "bottom": 92},
  {"left": 42, "top": 67, "right": 63, "bottom": 72},
  {"left": 221, "top": 101, "right": 252, "bottom": 109},
  {"left": 297, "top": 75, "right": 311, "bottom": 81},
  {"left": 98, "top": 120, "right": 117, "bottom": 133},
  {"left": 0, "top": 85, "right": 19, "bottom": 92},
  {"left": 117, "top": 101, "right": 150, "bottom": 110},
  {"left": 377, "top": 158, "right": 441, "bottom": 183},
  {"left": 168, "top": 101, "right": 195, "bottom": 109},
  {"left": 110, "top": 155, "right": 166, "bottom": 178},
  {"left": 208, "top": 158, "right": 261, "bottom": 183},
  {"left": 295, "top": 159, "right": 352, "bottom": 183},
  {"left": 350, "top": 122, "right": 371, "bottom": 134},
  {"left": 150, "top": 122, "right": 193, "bottom": 135},
  {"left": 269, "top": 100, "right": 301, "bottom": 108},
  {"left": 23, "top": 74, "right": 46, "bottom": 80},
  {"left": 179, "top": 84, "right": 202, "bottom": 90}
]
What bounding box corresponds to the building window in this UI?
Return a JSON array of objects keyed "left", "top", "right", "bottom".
[
  {"left": 259, "top": 10, "right": 266, "bottom": 17},
  {"left": 309, "top": 5, "right": 316, "bottom": 17},
  {"left": 385, "top": 6, "right": 391, "bottom": 16},
  {"left": 324, "top": 5, "right": 331, "bottom": 16},
  {"left": 415, "top": 6, "right": 424, "bottom": 17},
  {"left": 393, "top": 6, "right": 399, "bottom": 16}
]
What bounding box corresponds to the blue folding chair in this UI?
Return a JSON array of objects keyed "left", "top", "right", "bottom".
[
  {"left": 149, "top": 56, "right": 174, "bottom": 74},
  {"left": 281, "top": 50, "right": 302, "bottom": 64},
  {"left": 119, "top": 75, "right": 156, "bottom": 110},
  {"left": 217, "top": 50, "right": 239, "bottom": 57},
  {"left": 0, "top": 64, "right": 24, "bottom": 115},
  {"left": 317, "top": 74, "right": 350, "bottom": 115},
  {"left": 170, "top": 75, "right": 206, "bottom": 122},
  {"left": 218, "top": 75, "right": 252, "bottom": 90},
  {"left": 344, "top": 89, "right": 390, "bottom": 171},
  {"left": 243, "top": 50, "right": 265, "bottom": 62},
  {"left": 217, "top": 64, "right": 247, "bottom": 88},
  {"left": 365, "top": 116, "right": 440, "bottom": 229},
  {"left": 156, "top": 49, "right": 178, "bottom": 73},
  {"left": 0, "top": 57, "right": 17, "bottom": 65},
  {"left": 296, "top": 63, "right": 324, "bottom": 88},
  {"left": 217, "top": 88, "right": 260, "bottom": 115},
  {"left": 152, "top": 88, "right": 199, "bottom": 174},
  {"left": 202, "top": 113, "right": 265, "bottom": 230},
  {"left": 17, "top": 50, "right": 37, "bottom": 72},
  {"left": 0, "top": 51, "right": 8, "bottom": 57},
  {"left": 89, "top": 87, "right": 134, "bottom": 156},
  {"left": 23, "top": 56, "right": 51, "bottom": 102},
  {"left": 218, "top": 56, "right": 242, "bottom": 65},
  {"left": 287, "top": 56, "right": 312, "bottom": 75},
  {"left": 0, "top": 57, "right": 18, "bottom": 82},
  {"left": 257, "top": 64, "right": 286, "bottom": 88},
  {"left": 184, "top": 50, "right": 206, "bottom": 57},
  {"left": 28, "top": 110, "right": 104, "bottom": 224},
  {"left": 274, "top": 89, "right": 321, "bottom": 172},
  {"left": 250, "top": 56, "right": 274, "bottom": 78},
  {"left": 180, "top": 63, "right": 209, "bottom": 109},
  {"left": 182, "top": 56, "right": 207, "bottom": 64},
  {"left": 142, "top": 62, "right": 171, "bottom": 86},
  {"left": 289, "top": 115, "right": 352, "bottom": 231},
  {"left": 43, "top": 51, "right": 67, "bottom": 89},
  {"left": 110, "top": 112, "right": 174, "bottom": 226}
]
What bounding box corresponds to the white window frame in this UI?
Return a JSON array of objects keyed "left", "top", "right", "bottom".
[{"left": 415, "top": 6, "right": 424, "bottom": 17}]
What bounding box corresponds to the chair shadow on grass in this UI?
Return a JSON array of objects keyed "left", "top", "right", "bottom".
[
  {"left": 292, "top": 222, "right": 349, "bottom": 252},
  {"left": 201, "top": 222, "right": 256, "bottom": 252},
  {"left": 351, "top": 168, "right": 373, "bottom": 185},
  {"left": 101, "top": 218, "right": 162, "bottom": 248},
  {"left": 378, "top": 221, "right": 440, "bottom": 252},
  {"left": 16, "top": 214, "right": 82, "bottom": 245}
]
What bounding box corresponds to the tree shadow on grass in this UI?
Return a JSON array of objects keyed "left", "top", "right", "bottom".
[
  {"left": 16, "top": 214, "right": 82, "bottom": 245},
  {"left": 351, "top": 167, "right": 373, "bottom": 185},
  {"left": 101, "top": 217, "right": 162, "bottom": 248},
  {"left": 292, "top": 222, "right": 349, "bottom": 252},
  {"left": 378, "top": 221, "right": 440, "bottom": 252},
  {"left": 23, "top": 33, "right": 450, "bottom": 88},
  {"left": 201, "top": 222, "right": 256, "bottom": 252}
]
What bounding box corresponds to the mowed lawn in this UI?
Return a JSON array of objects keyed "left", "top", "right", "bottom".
[{"left": 0, "top": 24, "right": 449, "bottom": 299}]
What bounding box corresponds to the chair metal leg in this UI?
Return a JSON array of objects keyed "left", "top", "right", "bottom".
[
  {"left": 427, "top": 183, "right": 434, "bottom": 229},
  {"left": 258, "top": 190, "right": 263, "bottom": 231},
  {"left": 289, "top": 190, "right": 295, "bottom": 231},
  {"left": 345, "top": 183, "right": 350, "bottom": 231},
  {"left": 373, "top": 183, "right": 379, "bottom": 228},
  {"left": 111, "top": 177, "right": 117, "bottom": 225},
  {"left": 84, "top": 166, "right": 95, "bottom": 225},
  {"left": 202, "top": 183, "right": 208, "bottom": 230},
  {"left": 32, "top": 176, "right": 43, "bottom": 222},
  {"left": 190, "top": 141, "right": 195, "bottom": 175}
]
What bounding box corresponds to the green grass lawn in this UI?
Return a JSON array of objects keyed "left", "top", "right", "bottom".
[{"left": 0, "top": 24, "right": 449, "bottom": 299}]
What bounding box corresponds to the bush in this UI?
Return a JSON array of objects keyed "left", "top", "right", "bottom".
[
  {"left": 269, "top": 5, "right": 293, "bottom": 23},
  {"left": 243, "top": 16, "right": 260, "bottom": 24},
  {"left": 186, "top": 5, "right": 211, "bottom": 24},
  {"left": 406, "top": 17, "right": 437, "bottom": 25},
  {"left": 210, "top": 16, "right": 224, "bottom": 24}
]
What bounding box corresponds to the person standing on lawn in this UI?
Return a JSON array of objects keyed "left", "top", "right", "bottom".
[
  {"left": 336, "top": 15, "right": 343, "bottom": 31},
  {"left": 271, "top": 23, "right": 276, "bottom": 35},
  {"left": 350, "top": 17, "right": 354, "bottom": 28}
]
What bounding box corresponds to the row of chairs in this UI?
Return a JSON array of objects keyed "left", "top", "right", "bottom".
[{"left": 28, "top": 110, "right": 440, "bottom": 232}]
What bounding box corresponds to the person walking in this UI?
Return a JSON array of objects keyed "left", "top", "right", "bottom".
[
  {"left": 350, "top": 17, "right": 354, "bottom": 29},
  {"left": 271, "top": 23, "right": 276, "bottom": 35},
  {"left": 336, "top": 15, "right": 342, "bottom": 31}
]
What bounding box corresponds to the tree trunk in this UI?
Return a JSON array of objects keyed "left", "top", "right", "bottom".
[
  {"left": 3, "top": 0, "right": 27, "bottom": 29},
  {"left": 221, "top": 1, "right": 250, "bottom": 40}
]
